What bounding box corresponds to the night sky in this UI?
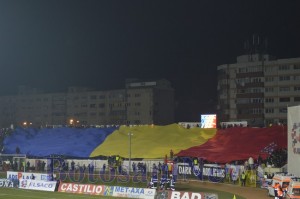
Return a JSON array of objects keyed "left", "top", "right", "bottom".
[{"left": 1, "top": 1, "right": 300, "bottom": 120}]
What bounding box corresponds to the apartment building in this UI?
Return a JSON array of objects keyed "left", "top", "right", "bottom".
[
  {"left": 0, "top": 79, "right": 175, "bottom": 127},
  {"left": 217, "top": 53, "right": 300, "bottom": 127}
]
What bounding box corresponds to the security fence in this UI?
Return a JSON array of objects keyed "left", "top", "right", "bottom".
[{"left": 0, "top": 154, "right": 261, "bottom": 188}]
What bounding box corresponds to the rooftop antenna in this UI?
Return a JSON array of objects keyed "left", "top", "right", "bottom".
[
  {"left": 252, "top": 34, "right": 260, "bottom": 54},
  {"left": 264, "top": 37, "right": 268, "bottom": 53},
  {"left": 244, "top": 40, "right": 250, "bottom": 54}
]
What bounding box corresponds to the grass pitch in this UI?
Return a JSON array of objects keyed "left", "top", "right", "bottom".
[
  {"left": 0, "top": 187, "right": 125, "bottom": 199},
  {"left": 0, "top": 183, "right": 245, "bottom": 199}
]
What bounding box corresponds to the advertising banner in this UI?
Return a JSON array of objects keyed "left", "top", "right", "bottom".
[
  {"left": 104, "top": 186, "right": 156, "bottom": 199},
  {"left": 58, "top": 182, "right": 104, "bottom": 195},
  {"left": 200, "top": 114, "right": 216, "bottom": 128},
  {"left": 177, "top": 162, "right": 225, "bottom": 182},
  {"left": 288, "top": 105, "right": 300, "bottom": 177},
  {"left": 156, "top": 190, "right": 218, "bottom": 199},
  {"left": 19, "top": 179, "right": 57, "bottom": 192},
  {"left": 202, "top": 165, "right": 225, "bottom": 177},
  {"left": 177, "top": 163, "right": 192, "bottom": 176},
  {"left": 169, "top": 191, "right": 203, "bottom": 199},
  {"left": 0, "top": 179, "right": 15, "bottom": 188},
  {"left": 7, "top": 171, "right": 53, "bottom": 181}
]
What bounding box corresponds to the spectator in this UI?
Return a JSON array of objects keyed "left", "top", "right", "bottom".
[
  {"left": 231, "top": 169, "right": 238, "bottom": 184},
  {"left": 37, "top": 161, "right": 41, "bottom": 171},
  {"left": 90, "top": 163, "right": 94, "bottom": 173},
  {"left": 42, "top": 161, "right": 46, "bottom": 171},
  {"left": 88, "top": 164, "right": 91, "bottom": 173},
  {"left": 158, "top": 162, "right": 162, "bottom": 174},
  {"left": 248, "top": 157, "right": 254, "bottom": 170},
  {"left": 14, "top": 161, "right": 18, "bottom": 171},
  {"left": 148, "top": 171, "right": 158, "bottom": 189},
  {"left": 132, "top": 162, "right": 136, "bottom": 173},
  {"left": 164, "top": 154, "right": 168, "bottom": 163},
  {"left": 172, "top": 162, "right": 178, "bottom": 182},
  {"left": 241, "top": 171, "right": 246, "bottom": 186},
  {"left": 102, "top": 164, "right": 106, "bottom": 173},
  {"left": 71, "top": 160, "right": 75, "bottom": 171},
  {"left": 152, "top": 163, "right": 157, "bottom": 173},
  {"left": 143, "top": 163, "right": 147, "bottom": 174},
  {"left": 26, "top": 161, "right": 30, "bottom": 170},
  {"left": 16, "top": 146, "right": 20, "bottom": 154},
  {"left": 118, "top": 164, "right": 122, "bottom": 174},
  {"left": 164, "top": 163, "right": 168, "bottom": 176},
  {"left": 55, "top": 178, "right": 60, "bottom": 191},
  {"left": 170, "top": 150, "right": 174, "bottom": 159}
]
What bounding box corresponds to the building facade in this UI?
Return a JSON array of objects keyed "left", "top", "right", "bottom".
[
  {"left": 217, "top": 53, "right": 300, "bottom": 127},
  {"left": 0, "top": 79, "right": 175, "bottom": 128}
]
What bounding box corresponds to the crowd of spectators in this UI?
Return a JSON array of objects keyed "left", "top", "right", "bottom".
[
  {"left": 132, "top": 162, "right": 147, "bottom": 174},
  {"left": 0, "top": 128, "right": 13, "bottom": 153},
  {"left": 220, "top": 123, "right": 248, "bottom": 129}
]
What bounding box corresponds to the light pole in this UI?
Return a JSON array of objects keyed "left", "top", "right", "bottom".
[{"left": 128, "top": 132, "right": 133, "bottom": 173}]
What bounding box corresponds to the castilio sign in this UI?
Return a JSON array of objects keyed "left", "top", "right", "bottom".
[{"left": 59, "top": 182, "right": 104, "bottom": 195}]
